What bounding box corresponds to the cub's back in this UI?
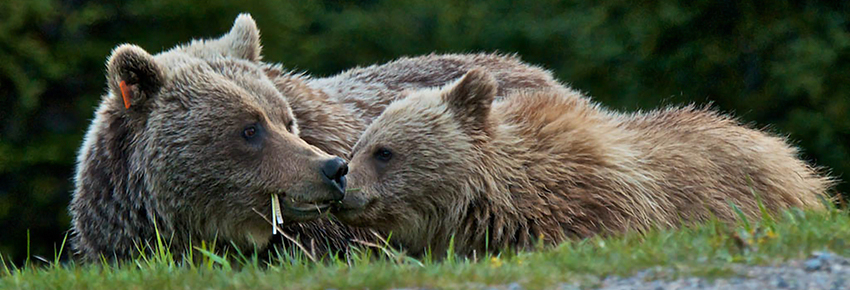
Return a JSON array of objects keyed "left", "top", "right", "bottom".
[
  {"left": 494, "top": 91, "right": 827, "bottom": 233},
  {"left": 618, "top": 107, "right": 828, "bottom": 218}
]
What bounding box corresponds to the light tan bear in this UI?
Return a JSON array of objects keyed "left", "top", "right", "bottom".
[
  {"left": 69, "top": 14, "right": 561, "bottom": 261},
  {"left": 335, "top": 69, "right": 832, "bottom": 256}
]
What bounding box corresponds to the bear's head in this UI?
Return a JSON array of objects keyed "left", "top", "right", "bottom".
[
  {"left": 71, "top": 14, "right": 348, "bottom": 258},
  {"left": 333, "top": 69, "right": 497, "bottom": 241}
]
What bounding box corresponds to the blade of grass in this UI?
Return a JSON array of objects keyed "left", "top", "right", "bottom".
[
  {"left": 193, "top": 247, "right": 232, "bottom": 271},
  {"left": 53, "top": 232, "right": 69, "bottom": 267},
  {"left": 25, "top": 229, "right": 30, "bottom": 269},
  {"left": 746, "top": 176, "right": 775, "bottom": 228},
  {"left": 727, "top": 201, "right": 751, "bottom": 232},
  {"left": 0, "top": 253, "right": 13, "bottom": 276}
]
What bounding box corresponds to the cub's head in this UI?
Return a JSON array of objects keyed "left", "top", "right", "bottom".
[
  {"left": 333, "top": 69, "right": 497, "bottom": 236},
  {"left": 73, "top": 14, "right": 347, "bottom": 255}
]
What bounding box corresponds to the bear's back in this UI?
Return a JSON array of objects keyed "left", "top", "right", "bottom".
[{"left": 489, "top": 90, "right": 828, "bottom": 238}]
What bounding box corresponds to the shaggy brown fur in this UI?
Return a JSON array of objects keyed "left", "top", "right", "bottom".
[
  {"left": 69, "top": 14, "right": 562, "bottom": 261},
  {"left": 263, "top": 52, "right": 560, "bottom": 158},
  {"left": 335, "top": 69, "right": 832, "bottom": 256}
]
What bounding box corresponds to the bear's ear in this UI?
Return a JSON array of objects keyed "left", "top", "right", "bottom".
[
  {"left": 442, "top": 69, "right": 498, "bottom": 135},
  {"left": 220, "top": 13, "right": 262, "bottom": 62},
  {"left": 106, "top": 44, "right": 165, "bottom": 111}
]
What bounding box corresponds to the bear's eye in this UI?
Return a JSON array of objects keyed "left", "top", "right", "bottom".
[
  {"left": 373, "top": 147, "right": 393, "bottom": 162},
  {"left": 286, "top": 120, "right": 294, "bottom": 133},
  {"left": 242, "top": 124, "right": 258, "bottom": 140}
]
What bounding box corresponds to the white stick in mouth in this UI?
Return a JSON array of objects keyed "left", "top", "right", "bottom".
[
  {"left": 275, "top": 196, "right": 284, "bottom": 225},
  {"left": 271, "top": 193, "right": 284, "bottom": 235}
]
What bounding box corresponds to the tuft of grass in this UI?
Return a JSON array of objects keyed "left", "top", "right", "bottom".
[{"left": 1, "top": 206, "right": 849, "bottom": 290}]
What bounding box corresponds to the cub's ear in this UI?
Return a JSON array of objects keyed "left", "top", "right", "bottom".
[
  {"left": 443, "top": 68, "right": 498, "bottom": 135},
  {"left": 220, "top": 13, "right": 262, "bottom": 62},
  {"left": 106, "top": 44, "right": 164, "bottom": 111}
]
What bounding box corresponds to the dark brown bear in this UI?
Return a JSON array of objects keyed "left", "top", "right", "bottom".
[{"left": 69, "top": 14, "right": 562, "bottom": 261}]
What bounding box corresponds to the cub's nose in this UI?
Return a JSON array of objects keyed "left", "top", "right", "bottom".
[{"left": 321, "top": 157, "right": 348, "bottom": 199}]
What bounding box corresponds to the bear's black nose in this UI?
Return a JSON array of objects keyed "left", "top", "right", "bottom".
[{"left": 321, "top": 157, "right": 348, "bottom": 198}]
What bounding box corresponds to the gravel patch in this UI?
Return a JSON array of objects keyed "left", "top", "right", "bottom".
[
  {"left": 385, "top": 252, "right": 850, "bottom": 290},
  {"left": 593, "top": 251, "right": 850, "bottom": 290}
]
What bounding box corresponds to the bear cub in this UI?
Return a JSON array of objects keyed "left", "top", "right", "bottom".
[{"left": 334, "top": 69, "right": 832, "bottom": 256}]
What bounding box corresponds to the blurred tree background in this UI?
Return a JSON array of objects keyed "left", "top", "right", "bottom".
[{"left": 0, "top": 0, "right": 847, "bottom": 263}]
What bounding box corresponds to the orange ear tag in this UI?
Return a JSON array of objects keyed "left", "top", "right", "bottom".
[{"left": 119, "top": 81, "right": 132, "bottom": 109}]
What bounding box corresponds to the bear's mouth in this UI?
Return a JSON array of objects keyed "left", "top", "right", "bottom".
[
  {"left": 330, "top": 193, "right": 376, "bottom": 222},
  {"left": 269, "top": 193, "right": 333, "bottom": 234},
  {"left": 272, "top": 193, "right": 334, "bottom": 221},
  {"left": 286, "top": 199, "right": 332, "bottom": 213}
]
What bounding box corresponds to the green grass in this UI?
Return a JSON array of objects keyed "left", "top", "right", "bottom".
[{"left": 2, "top": 206, "right": 849, "bottom": 290}]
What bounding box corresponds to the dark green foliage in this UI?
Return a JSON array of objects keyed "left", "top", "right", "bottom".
[{"left": 1, "top": 0, "right": 847, "bottom": 263}]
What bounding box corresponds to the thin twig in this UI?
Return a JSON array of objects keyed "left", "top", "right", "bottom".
[
  {"left": 251, "top": 208, "right": 317, "bottom": 262},
  {"left": 367, "top": 229, "right": 400, "bottom": 259},
  {"left": 309, "top": 238, "right": 317, "bottom": 260},
  {"left": 352, "top": 239, "right": 398, "bottom": 261},
  {"left": 370, "top": 229, "right": 384, "bottom": 241}
]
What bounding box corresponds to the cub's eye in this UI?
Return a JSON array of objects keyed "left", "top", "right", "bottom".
[
  {"left": 242, "top": 124, "right": 258, "bottom": 140},
  {"left": 286, "top": 120, "right": 294, "bottom": 132},
  {"left": 373, "top": 147, "right": 393, "bottom": 162}
]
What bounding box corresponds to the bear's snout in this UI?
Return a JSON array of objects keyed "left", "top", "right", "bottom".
[{"left": 321, "top": 157, "right": 348, "bottom": 199}]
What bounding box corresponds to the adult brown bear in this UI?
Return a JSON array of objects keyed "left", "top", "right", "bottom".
[{"left": 69, "top": 14, "right": 561, "bottom": 261}]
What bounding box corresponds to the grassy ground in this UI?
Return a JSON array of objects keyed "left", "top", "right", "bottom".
[{"left": 1, "top": 205, "right": 848, "bottom": 290}]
